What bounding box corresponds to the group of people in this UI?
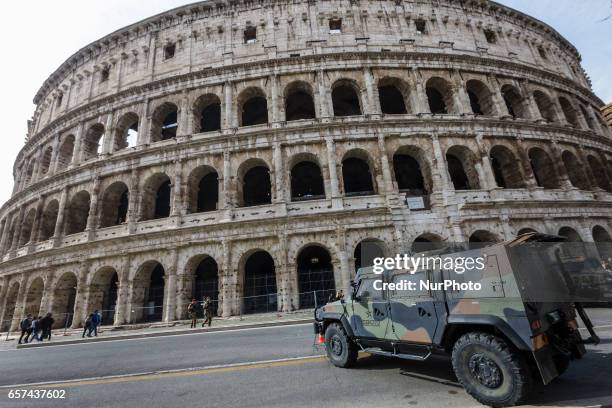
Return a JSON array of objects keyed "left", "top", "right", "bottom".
[
  {"left": 82, "top": 310, "right": 102, "bottom": 338},
  {"left": 18, "top": 313, "right": 55, "bottom": 344},
  {"left": 187, "top": 297, "right": 214, "bottom": 328}
]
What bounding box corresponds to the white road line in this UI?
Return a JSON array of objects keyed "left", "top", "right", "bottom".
[
  {"left": 0, "top": 354, "right": 325, "bottom": 389},
  {"left": 0, "top": 322, "right": 313, "bottom": 352}
]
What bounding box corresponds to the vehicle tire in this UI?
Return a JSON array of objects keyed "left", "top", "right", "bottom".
[
  {"left": 325, "top": 322, "right": 358, "bottom": 368},
  {"left": 452, "top": 332, "right": 532, "bottom": 408},
  {"left": 553, "top": 354, "right": 570, "bottom": 377}
]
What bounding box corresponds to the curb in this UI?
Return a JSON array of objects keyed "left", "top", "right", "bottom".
[{"left": 16, "top": 318, "right": 313, "bottom": 349}]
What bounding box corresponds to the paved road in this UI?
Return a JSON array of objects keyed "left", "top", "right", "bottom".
[{"left": 0, "top": 324, "right": 611, "bottom": 408}]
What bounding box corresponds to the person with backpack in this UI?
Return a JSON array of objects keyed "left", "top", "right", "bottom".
[
  {"left": 187, "top": 299, "right": 198, "bottom": 328},
  {"left": 83, "top": 314, "right": 94, "bottom": 338},
  {"left": 38, "top": 313, "right": 54, "bottom": 341},
  {"left": 18, "top": 314, "right": 33, "bottom": 344},
  {"left": 202, "top": 297, "right": 213, "bottom": 327},
  {"left": 91, "top": 310, "right": 101, "bottom": 336}
]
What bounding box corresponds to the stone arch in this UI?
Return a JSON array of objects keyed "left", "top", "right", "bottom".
[
  {"left": 469, "top": 230, "right": 501, "bottom": 249},
  {"left": 284, "top": 81, "right": 316, "bottom": 121},
  {"left": 446, "top": 145, "right": 481, "bottom": 190},
  {"left": 558, "top": 226, "right": 583, "bottom": 242},
  {"left": 25, "top": 277, "right": 45, "bottom": 318},
  {"left": 426, "top": 77, "right": 455, "bottom": 114},
  {"left": 331, "top": 79, "right": 362, "bottom": 117},
  {"left": 341, "top": 149, "right": 377, "bottom": 196},
  {"left": 517, "top": 228, "right": 538, "bottom": 236},
  {"left": 99, "top": 181, "right": 129, "bottom": 228},
  {"left": 18, "top": 208, "right": 36, "bottom": 247},
  {"left": 587, "top": 155, "right": 611, "bottom": 191},
  {"left": 558, "top": 97, "right": 579, "bottom": 127},
  {"left": 151, "top": 102, "right": 179, "bottom": 142},
  {"left": 489, "top": 145, "right": 526, "bottom": 188},
  {"left": 412, "top": 233, "right": 446, "bottom": 253},
  {"left": 193, "top": 94, "right": 221, "bottom": 132},
  {"left": 562, "top": 151, "right": 589, "bottom": 190},
  {"left": 593, "top": 225, "right": 612, "bottom": 260},
  {"left": 296, "top": 244, "right": 335, "bottom": 308},
  {"left": 51, "top": 272, "right": 78, "bottom": 329},
  {"left": 238, "top": 87, "right": 268, "bottom": 127},
  {"left": 132, "top": 261, "right": 166, "bottom": 323},
  {"left": 89, "top": 267, "right": 120, "bottom": 325},
  {"left": 1, "top": 282, "right": 20, "bottom": 331},
  {"left": 392, "top": 145, "right": 432, "bottom": 196},
  {"left": 82, "top": 123, "right": 105, "bottom": 161},
  {"left": 378, "top": 77, "right": 410, "bottom": 115},
  {"left": 65, "top": 190, "right": 91, "bottom": 235},
  {"left": 237, "top": 158, "right": 271, "bottom": 207},
  {"left": 140, "top": 173, "right": 172, "bottom": 220},
  {"left": 191, "top": 255, "right": 219, "bottom": 315},
  {"left": 501, "top": 84, "right": 528, "bottom": 119},
  {"left": 240, "top": 250, "right": 277, "bottom": 314},
  {"left": 114, "top": 112, "right": 139, "bottom": 151},
  {"left": 466, "top": 79, "right": 495, "bottom": 116},
  {"left": 39, "top": 199, "right": 59, "bottom": 241},
  {"left": 354, "top": 238, "right": 386, "bottom": 272},
  {"left": 533, "top": 90, "right": 557, "bottom": 123},
  {"left": 528, "top": 147, "right": 560, "bottom": 189},
  {"left": 40, "top": 146, "right": 53, "bottom": 176},
  {"left": 579, "top": 104, "right": 596, "bottom": 130},
  {"left": 187, "top": 166, "right": 219, "bottom": 213},
  {"left": 57, "top": 134, "right": 75, "bottom": 170},
  {"left": 290, "top": 154, "right": 325, "bottom": 201}
]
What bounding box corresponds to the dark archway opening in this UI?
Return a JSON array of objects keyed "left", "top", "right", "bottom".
[
  {"left": 332, "top": 85, "right": 361, "bottom": 117},
  {"left": 490, "top": 156, "right": 506, "bottom": 188},
  {"left": 291, "top": 162, "right": 325, "bottom": 201},
  {"left": 243, "top": 251, "right": 277, "bottom": 314},
  {"left": 197, "top": 173, "right": 219, "bottom": 212},
  {"left": 101, "top": 272, "right": 118, "bottom": 325},
  {"left": 243, "top": 166, "right": 271, "bottom": 207},
  {"left": 342, "top": 158, "right": 375, "bottom": 196},
  {"left": 393, "top": 154, "right": 426, "bottom": 195},
  {"left": 529, "top": 148, "right": 560, "bottom": 189},
  {"left": 379, "top": 85, "right": 407, "bottom": 114},
  {"left": 161, "top": 111, "right": 178, "bottom": 140},
  {"left": 154, "top": 181, "right": 171, "bottom": 219},
  {"left": 145, "top": 264, "right": 165, "bottom": 322},
  {"left": 446, "top": 154, "right": 471, "bottom": 190},
  {"left": 426, "top": 87, "right": 447, "bottom": 114},
  {"left": 200, "top": 103, "right": 221, "bottom": 132},
  {"left": 65, "top": 192, "right": 91, "bottom": 235},
  {"left": 468, "top": 90, "right": 483, "bottom": 115},
  {"left": 354, "top": 240, "right": 385, "bottom": 272},
  {"left": 194, "top": 257, "right": 219, "bottom": 315},
  {"left": 297, "top": 246, "right": 335, "bottom": 309},
  {"left": 285, "top": 91, "right": 316, "bottom": 121},
  {"left": 242, "top": 97, "right": 268, "bottom": 126}
]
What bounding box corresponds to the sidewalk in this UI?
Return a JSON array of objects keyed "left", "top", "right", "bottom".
[{"left": 2, "top": 309, "right": 314, "bottom": 351}]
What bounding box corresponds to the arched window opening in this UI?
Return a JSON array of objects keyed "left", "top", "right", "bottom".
[
  {"left": 587, "top": 155, "right": 611, "bottom": 191},
  {"left": 65, "top": 191, "right": 91, "bottom": 235},
  {"left": 412, "top": 233, "right": 445, "bottom": 253},
  {"left": 285, "top": 82, "right": 316, "bottom": 121},
  {"left": 151, "top": 103, "right": 179, "bottom": 142},
  {"left": 426, "top": 77, "right": 454, "bottom": 114},
  {"left": 240, "top": 88, "right": 268, "bottom": 126},
  {"left": 132, "top": 262, "right": 165, "bottom": 323},
  {"left": 297, "top": 245, "right": 335, "bottom": 309},
  {"left": 0, "top": 283, "right": 19, "bottom": 331},
  {"left": 25, "top": 278, "right": 44, "bottom": 319},
  {"left": 18, "top": 210, "right": 36, "bottom": 247},
  {"left": 115, "top": 113, "right": 139, "bottom": 151},
  {"left": 89, "top": 268, "right": 119, "bottom": 326},
  {"left": 528, "top": 148, "right": 560, "bottom": 189},
  {"left": 559, "top": 97, "right": 579, "bottom": 127},
  {"left": 562, "top": 151, "right": 589, "bottom": 190},
  {"left": 517, "top": 228, "right": 538, "bottom": 236},
  {"left": 446, "top": 146, "right": 480, "bottom": 190},
  {"left": 23, "top": 162, "right": 35, "bottom": 185},
  {"left": 193, "top": 257, "right": 219, "bottom": 315},
  {"left": 558, "top": 227, "right": 582, "bottom": 242},
  {"left": 466, "top": 80, "right": 495, "bottom": 116},
  {"left": 354, "top": 240, "right": 385, "bottom": 273},
  {"left": 580, "top": 105, "right": 596, "bottom": 130},
  {"left": 342, "top": 157, "right": 375, "bottom": 196},
  {"left": 141, "top": 174, "right": 172, "bottom": 221},
  {"left": 154, "top": 181, "right": 171, "bottom": 218},
  {"left": 100, "top": 182, "right": 129, "bottom": 228},
  {"left": 501, "top": 85, "right": 527, "bottom": 119},
  {"left": 194, "top": 94, "right": 221, "bottom": 132},
  {"left": 242, "top": 165, "right": 271, "bottom": 207},
  {"left": 290, "top": 161, "right": 325, "bottom": 201},
  {"left": 469, "top": 230, "right": 499, "bottom": 249},
  {"left": 489, "top": 146, "right": 526, "bottom": 189},
  {"left": 243, "top": 251, "right": 277, "bottom": 314},
  {"left": 82, "top": 124, "right": 105, "bottom": 161},
  {"left": 197, "top": 173, "right": 219, "bottom": 212},
  {"left": 40, "top": 147, "right": 53, "bottom": 175},
  {"left": 593, "top": 226, "right": 612, "bottom": 260},
  {"left": 393, "top": 153, "right": 426, "bottom": 195},
  {"left": 51, "top": 273, "right": 77, "bottom": 328},
  {"left": 57, "top": 135, "right": 75, "bottom": 170},
  {"left": 533, "top": 91, "right": 557, "bottom": 123},
  {"left": 39, "top": 200, "right": 59, "bottom": 241},
  {"left": 378, "top": 85, "right": 407, "bottom": 114},
  {"left": 161, "top": 112, "right": 178, "bottom": 140},
  {"left": 332, "top": 82, "right": 361, "bottom": 117}
]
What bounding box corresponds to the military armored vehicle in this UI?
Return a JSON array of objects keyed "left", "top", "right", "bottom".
[{"left": 314, "top": 233, "right": 600, "bottom": 407}]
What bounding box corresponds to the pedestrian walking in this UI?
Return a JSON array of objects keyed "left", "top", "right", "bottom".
[
  {"left": 18, "top": 314, "right": 33, "bottom": 344},
  {"left": 38, "top": 313, "right": 54, "bottom": 341},
  {"left": 188, "top": 299, "right": 198, "bottom": 328},
  {"left": 82, "top": 314, "right": 94, "bottom": 338},
  {"left": 202, "top": 296, "right": 213, "bottom": 327},
  {"left": 91, "top": 310, "right": 101, "bottom": 336},
  {"left": 30, "top": 316, "right": 41, "bottom": 342}
]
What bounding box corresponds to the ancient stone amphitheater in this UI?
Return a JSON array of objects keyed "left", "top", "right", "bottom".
[{"left": 1, "top": 0, "right": 611, "bottom": 330}]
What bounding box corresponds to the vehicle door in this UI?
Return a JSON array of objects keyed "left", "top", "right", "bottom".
[{"left": 349, "top": 276, "right": 389, "bottom": 340}]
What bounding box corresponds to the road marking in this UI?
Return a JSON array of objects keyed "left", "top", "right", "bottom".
[
  {"left": 0, "top": 355, "right": 327, "bottom": 389},
  {"left": 0, "top": 322, "right": 313, "bottom": 352}
]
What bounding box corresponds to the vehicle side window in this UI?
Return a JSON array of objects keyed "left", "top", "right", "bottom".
[
  {"left": 390, "top": 270, "right": 431, "bottom": 298},
  {"left": 356, "top": 278, "right": 385, "bottom": 300}
]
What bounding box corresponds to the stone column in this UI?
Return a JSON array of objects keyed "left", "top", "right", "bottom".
[
  {"left": 86, "top": 177, "right": 101, "bottom": 238},
  {"left": 177, "top": 92, "right": 192, "bottom": 137},
  {"left": 137, "top": 99, "right": 151, "bottom": 145},
  {"left": 377, "top": 134, "right": 394, "bottom": 194},
  {"left": 520, "top": 81, "right": 544, "bottom": 122},
  {"left": 272, "top": 141, "right": 284, "bottom": 203},
  {"left": 70, "top": 122, "right": 85, "bottom": 166},
  {"left": 221, "top": 150, "right": 233, "bottom": 219},
  {"left": 364, "top": 67, "right": 381, "bottom": 116},
  {"left": 270, "top": 74, "right": 280, "bottom": 124},
  {"left": 0, "top": 212, "right": 14, "bottom": 255},
  {"left": 31, "top": 196, "right": 46, "bottom": 244},
  {"left": 114, "top": 280, "right": 130, "bottom": 325},
  {"left": 71, "top": 263, "right": 90, "bottom": 328},
  {"left": 489, "top": 75, "right": 511, "bottom": 118},
  {"left": 223, "top": 81, "right": 234, "bottom": 129},
  {"left": 431, "top": 134, "right": 451, "bottom": 192},
  {"left": 53, "top": 187, "right": 68, "bottom": 246},
  {"left": 221, "top": 240, "right": 233, "bottom": 317},
  {"left": 316, "top": 70, "right": 330, "bottom": 118},
  {"left": 127, "top": 169, "right": 140, "bottom": 232},
  {"left": 171, "top": 161, "right": 184, "bottom": 217},
  {"left": 515, "top": 139, "right": 539, "bottom": 189},
  {"left": 336, "top": 226, "right": 351, "bottom": 292},
  {"left": 101, "top": 111, "right": 115, "bottom": 155},
  {"left": 278, "top": 232, "right": 291, "bottom": 312},
  {"left": 11, "top": 277, "right": 28, "bottom": 331},
  {"left": 9, "top": 206, "right": 25, "bottom": 253},
  {"left": 0, "top": 278, "right": 9, "bottom": 325},
  {"left": 550, "top": 142, "right": 574, "bottom": 190},
  {"left": 451, "top": 71, "right": 471, "bottom": 115},
  {"left": 163, "top": 248, "right": 178, "bottom": 322},
  {"left": 325, "top": 135, "right": 342, "bottom": 208},
  {"left": 174, "top": 274, "right": 194, "bottom": 320},
  {"left": 50, "top": 134, "right": 62, "bottom": 175}
]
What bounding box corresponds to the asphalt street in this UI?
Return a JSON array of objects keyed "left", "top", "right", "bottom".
[{"left": 0, "top": 324, "right": 611, "bottom": 408}]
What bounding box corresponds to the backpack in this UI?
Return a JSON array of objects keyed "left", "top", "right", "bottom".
[{"left": 20, "top": 318, "right": 30, "bottom": 330}]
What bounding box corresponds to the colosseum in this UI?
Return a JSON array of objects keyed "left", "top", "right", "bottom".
[{"left": 1, "top": 0, "right": 611, "bottom": 331}]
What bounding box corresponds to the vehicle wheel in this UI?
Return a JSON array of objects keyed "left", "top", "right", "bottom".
[
  {"left": 325, "top": 322, "right": 358, "bottom": 368},
  {"left": 553, "top": 354, "right": 570, "bottom": 377},
  {"left": 452, "top": 332, "right": 532, "bottom": 408}
]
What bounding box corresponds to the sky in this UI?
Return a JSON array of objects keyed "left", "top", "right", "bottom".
[{"left": 0, "top": 0, "right": 610, "bottom": 204}]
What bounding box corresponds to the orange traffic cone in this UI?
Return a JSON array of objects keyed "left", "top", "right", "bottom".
[{"left": 318, "top": 334, "right": 325, "bottom": 344}]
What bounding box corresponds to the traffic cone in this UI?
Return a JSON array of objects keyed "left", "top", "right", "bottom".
[{"left": 318, "top": 334, "right": 325, "bottom": 344}]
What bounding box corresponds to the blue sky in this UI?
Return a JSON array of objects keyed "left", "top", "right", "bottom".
[{"left": 0, "top": 0, "right": 609, "bottom": 203}]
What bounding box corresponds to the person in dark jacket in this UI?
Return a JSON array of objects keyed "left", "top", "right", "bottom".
[
  {"left": 18, "top": 314, "right": 33, "bottom": 344},
  {"left": 83, "top": 314, "right": 94, "bottom": 338},
  {"left": 91, "top": 310, "right": 101, "bottom": 336},
  {"left": 38, "top": 313, "right": 54, "bottom": 341},
  {"left": 202, "top": 297, "right": 213, "bottom": 327},
  {"left": 187, "top": 299, "right": 198, "bottom": 328}
]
